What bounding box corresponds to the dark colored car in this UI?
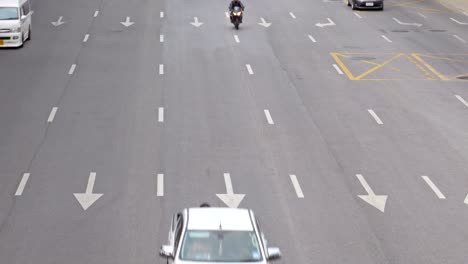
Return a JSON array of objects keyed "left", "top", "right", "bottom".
[{"left": 348, "top": 0, "right": 384, "bottom": 10}]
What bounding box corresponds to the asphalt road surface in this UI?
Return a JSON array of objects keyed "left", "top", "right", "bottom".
[{"left": 1, "top": 0, "right": 468, "bottom": 263}]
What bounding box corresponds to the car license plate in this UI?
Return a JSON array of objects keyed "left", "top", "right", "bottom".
[
  {"left": 0, "top": 40, "right": 3, "bottom": 46},
  {"left": 366, "top": 2, "right": 374, "bottom": 6}
]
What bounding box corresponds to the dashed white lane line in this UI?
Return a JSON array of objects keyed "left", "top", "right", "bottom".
[
  {"left": 47, "top": 107, "right": 58, "bottom": 123},
  {"left": 264, "top": 109, "right": 274, "bottom": 125},
  {"left": 308, "top": 34, "right": 317, "bottom": 43},
  {"left": 160, "top": 34, "right": 164, "bottom": 42},
  {"left": 157, "top": 174, "right": 164, "bottom": 196},
  {"left": 455, "top": 95, "right": 468, "bottom": 108},
  {"left": 246, "top": 64, "right": 254, "bottom": 75},
  {"left": 15, "top": 173, "right": 30, "bottom": 196},
  {"left": 368, "top": 109, "right": 383, "bottom": 125},
  {"left": 68, "top": 64, "right": 76, "bottom": 75},
  {"left": 333, "top": 64, "right": 344, "bottom": 75},
  {"left": 453, "top": 34, "right": 467, "bottom": 43},
  {"left": 289, "top": 12, "right": 296, "bottom": 19},
  {"left": 382, "top": 35, "right": 392, "bottom": 43},
  {"left": 83, "top": 34, "right": 90, "bottom": 42},
  {"left": 418, "top": 12, "right": 426, "bottom": 18},
  {"left": 159, "top": 64, "right": 164, "bottom": 75},
  {"left": 225, "top": 12, "right": 230, "bottom": 18},
  {"left": 160, "top": 12, "right": 164, "bottom": 18},
  {"left": 289, "top": 174, "right": 304, "bottom": 198},
  {"left": 421, "top": 176, "right": 446, "bottom": 199},
  {"left": 234, "top": 35, "right": 240, "bottom": 43},
  {"left": 354, "top": 12, "right": 362, "bottom": 19},
  {"left": 158, "top": 107, "right": 164, "bottom": 123},
  {"left": 93, "top": 10, "right": 99, "bottom": 17}
]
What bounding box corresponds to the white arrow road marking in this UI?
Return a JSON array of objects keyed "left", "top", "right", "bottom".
[
  {"left": 264, "top": 109, "right": 274, "bottom": 125},
  {"left": 354, "top": 12, "right": 362, "bottom": 19},
  {"left": 93, "top": 10, "right": 99, "bottom": 17},
  {"left": 74, "top": 172, "right": 103, "bottom": 211},
  {"left": 382, "top": 35, "right": 392, "bottom": 43},
  {"left": 83, "top": 34, "right": 89, "bottom": 42},
  {"left": 216, "top": 173, "right": 245, "bottom": 208},
  {"left": 121, "top": 17, "right": 134, "bottom": 27},
  {"left": 158, "top": 107, "right": 164, "bottom": 122},
  {"left": 47, "top": 107, "right": 58, "bottom": 123},
  {"left": 160, "top": 34, "right": 164, "bottom": 42},
  {"left": 421, "top": 176, "right": 446, "bottom": 199},
  {"left": 159, "top": 64, "right": 164, "bottom": 75},
  {"left": 51, "top": 16, "right": 65, "bottom": 27},
  {"left": 258, "top": 17, "right": 272, "bottom": 28},
  {"left": 418, "top": 13, "right": 426, "bottom": 18},
  {"left": 190, "top": 17, "right": 203, "bottom": 27},
  {"left": 157, "top": 174, "right": 164, "bottom": 196},
  {"left": 316, "top": 18, "right": 335, "bottom": 28},
  {"left": 333, "top": 64, "right": 343, "bottom": 74},
  {"left": 455, "top": 95, "right": 468, "bottom": 108},
  {"left": 453, "top": 35, "right": 467, "bottom": 43},
  {"left": 393, "top": 17, "right": 422, "bottom": 27},
  {"left": 450, "top": 18, "right": 468, "bottom": 25},
  {"left": 246, "top": 64, "right": 254, "bottom": 75},
  {"left": 68, "top": 64, "right": 76, "bottom": 75},
  {"left": 368, "top": 109, "right": 383, "bottom": 125},
  {"left": 289, "top": 175, "right": 304, "bottom": 198},
  {"left": 234, "top": 35, "right": 240, "bottom": 43},
  {"left": 289, "top": 12, "right": 296, "bottom": 19},
  {"left": 356, "top": 174, "right": 387, "bottom": 212},
  {"left": 308, "top": 34, "right": 317, "bottom": 43},
  {"left": 15, "top": 173, "right": 30, "bottom": 196},
  {"left": 160, "top": 12, "right": 164, "bottom": 18}
]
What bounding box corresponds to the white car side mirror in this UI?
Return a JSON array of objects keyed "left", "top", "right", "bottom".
[
  {"left": 160, "top": 245, "right": 174, "bottom": 258},
  {"left": 267, "top": 247, "right": 281, "bottom": 260}
]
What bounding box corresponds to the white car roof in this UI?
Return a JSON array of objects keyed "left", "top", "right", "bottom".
[
  {"left": 187, "top": 208, "right": 254, "bottom": 231},
  {"left": 0, "top": 0, "right": 25, "bottom": 7}
]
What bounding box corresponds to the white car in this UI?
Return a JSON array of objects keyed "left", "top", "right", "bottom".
[
  {"left": 160, "top": 205, "right": 281, "bottom": 263},
  {"left": 0, "top": 0, "right": 32, "bottom": 48}
]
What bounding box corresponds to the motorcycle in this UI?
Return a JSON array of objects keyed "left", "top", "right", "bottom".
[{"left": 230, "top": 6, "right": 243, "bottom": 30}]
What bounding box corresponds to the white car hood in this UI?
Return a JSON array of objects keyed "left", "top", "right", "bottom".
[{"left": 0, "top": 20, "right": 20, "bottom": 30}]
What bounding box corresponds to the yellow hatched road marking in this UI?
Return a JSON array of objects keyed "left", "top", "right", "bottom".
[{"left": 411, "top": 53, "right": 450, "bottom": 80}]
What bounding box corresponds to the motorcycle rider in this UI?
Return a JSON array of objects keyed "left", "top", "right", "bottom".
[{"left": 229, "top": 0, "right": 245, "bottom": 23}]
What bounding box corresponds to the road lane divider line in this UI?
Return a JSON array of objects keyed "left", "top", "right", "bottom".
[
  {"left": 455, "top": 95, "right": 468, "bottom": 108},
  {"left": 421, "top": 176, "right": 446, "bottom": 199},
  {"left": 382, "top": 35, "right": 392, "bottom": 43},
  {"left": 157, "top": 174, "right": 164, "bottom": 196},
  {"left": 158, "top": 107, "right": 164, "bottom": 122},
  {"left": 308, "top": 35, "right": 317, "bottom": 43},
  {"left": 47, "top": 107, "right": 58, "bottom": 123},
  {"left": 354, "top": 12, "right": 362, "bottom": 18},
  {"left": 246, "top": 64, "right": 254, "bottom": 75},
  {"left": 160, "top": 12, "right": 164, "bottom": 18},
  {"left": 68, "top": 64, "right": 76, "bottom": 75},
  {"left": 453, "top": 35, "right": 467, "bottom": 43},
  {"left": 83, "top": 34, "right": 89, "bottom": 42},
  {"left": 225, "top": 12, "right": 230, "bottom": 18},
  {"left": 289, "top": 175, "right": 304, "bottom": 198},
  {"left": 368, "top": 109, "right": 383, "bottom": 125},
  {"left": 418, "top": 13, "right": 426, "bottom": 18},
  {"left": 333, "top": 64, "right": 344, "bottom": 75},
  {"left": 159, "top": 64, "right": 164, "bottom": 75},
  {"left": 94, "top": 10, "right": 99, "bottom": 17},
  {"left": 15, "top": 173, "right": 30, "bottom": 196},
  {"left": 234, "top": 35, "right": 240, "bottom": 43},
  {"left": 264, "top": 109, "right": 274, "bottom": 125},
  {"left": 160, "top": 34, "right": 164, "bottom": 42},
  {"left": 289, "top": 12, "right": 296, "bottom": 19}
]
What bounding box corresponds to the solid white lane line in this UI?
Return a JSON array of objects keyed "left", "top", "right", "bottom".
[
  {"left": 333, "top": 64, "right": 343, "bottom": 75},
  {"left": 246, "top": 64, "right": 254, "bottom": 75},
  {"left": 308, "top": 34, "right": 317, "bottom": 43},
  {"left": 450, "top": 17, "right": 468, "bottom": 25},
  {"left": 159, "top": 64, "right": 164, "bottom": 75},
  {"left": 158, "top": 107, "right": 164, "bottom": 122},
  {"left": 453, "top": 34, "right": 467, "bottom": 43},
  {"left": 94, "top": 10, "right": 99, "bottom": 17},
  {"left": 289, "top": 12, "right": 296, "bottom": 19},
  {"left": 83, "top": 34, "right": 90, "bottom": 42},
  {"left": 68, "top": 64, "right": 76, "bottom": 75},
  {"left": 234, "top": 35, "right": 240, "bottom": 43},
  {"left": 47, "top": 107, "right": 58, "bottom": 123},
  {"left": 289, "top": 174, "right": 304, "bottom": 198},
  {"left": 157, "top": 174, "right": 164, "bottom": 196},
  {"left": 382, "top": 35, "right": 392, "bottom": 43},
  {"left": 15, "top": 173, "right": 30, "bottom": 196},
  {"left": 421, "top": 176, "right": 446, "bottom": 199},
  {"left": 455, "top": 95, "right": 468, "bottom": 108},
  {"left": 368, "top": 109, "right": 383, "bottom": 125},
  {"left": 264, "top": 109, "right": 274, "bottom": 125},
  {"left": 418, "top": 13, "right": 426, "bottom": 18},
  {"left": 354, "top": 12, "right": 362, "bottom": 18},
  {"left": 160, "top": 34, "right": 164, "bottom": 42},
  {"left": 160, "top": 12, "right": 164, "bottom": 18}
]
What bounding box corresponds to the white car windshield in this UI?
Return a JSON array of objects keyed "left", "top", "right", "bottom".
[
  {"left": 0, "top": 7, "right": 18, "bottom": 20},
  {"left": 180, "top": 230, "right": 263, "bottom": 262}
]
